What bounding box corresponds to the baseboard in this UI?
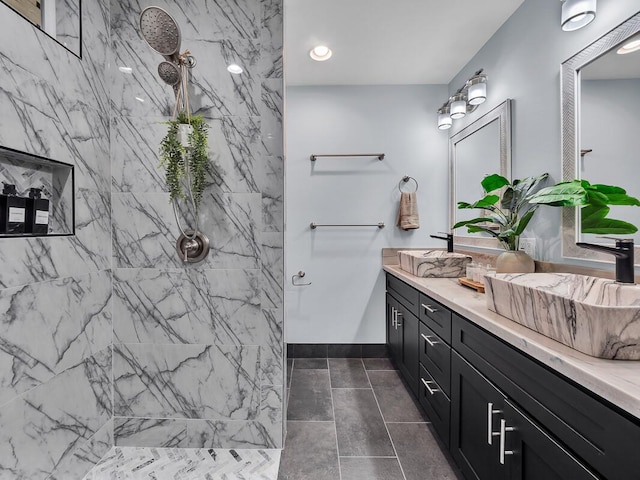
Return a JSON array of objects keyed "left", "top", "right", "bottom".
[{"left": 286, "top": 343, "right": 388, "bottom": 358}]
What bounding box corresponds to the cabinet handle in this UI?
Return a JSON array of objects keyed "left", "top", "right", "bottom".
[
  {"left": 421, "top": 303, "right": 438, "bottom": 314},
  {"left": 391, "top": 307, "right": 397, "bottom": 327},
  {"left": 421, "top": 377, "right": 440, "bottom": 395},
  {"left": 421, "top": 333, "right": 440, "bottom": 347},
  {"left": 487, "top": 402, "right": 502, "bottom": 445},
  {"left": 499, "top": 419, "right": 515, "bottom": 464},
  {"left": 396, "top": 311, "right": 403, "bottom": 328}
]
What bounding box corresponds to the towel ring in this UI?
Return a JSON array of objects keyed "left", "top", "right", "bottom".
[{"left": 399, "top": 176, "right": 418, "bottom": 193}]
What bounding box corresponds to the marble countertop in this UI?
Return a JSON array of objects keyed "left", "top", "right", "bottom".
[{"left": 383, "top": 265, "right": 640, "bottom": 421}]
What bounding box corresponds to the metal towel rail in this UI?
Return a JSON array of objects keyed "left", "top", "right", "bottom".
[
  {"left": 310, "top": 153, "right": 385, "bottom": 161},
  {"left": 310, "top": 222, "right": 385, "bottom": 229}
]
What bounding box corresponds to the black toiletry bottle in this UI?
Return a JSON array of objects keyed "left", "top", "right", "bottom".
[
  {"left": 0, "top": 183, "right": 26, "bottom": 234},
  {"left": 25, "top": 187, "right": 50, "bottom": 235}
]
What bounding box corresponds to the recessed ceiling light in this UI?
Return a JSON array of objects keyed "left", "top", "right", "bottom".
[
  {"left": 119, "top": 66, "right": 133, "bottom": 74},
  {"left": 227, "top": 64, "right": 243, "bottom": 74},
  {"left": 310, "top": 45, "right": 332, "bottom": 62},
  {"left": 617, "top": 38, "right": 640, "bottom": 55}
]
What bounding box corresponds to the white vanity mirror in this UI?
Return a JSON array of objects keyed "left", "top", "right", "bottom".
[
  {"left": 449, "top": 99, "right": 512, "bottom": 249},
  {"left": 1, "top": 0, "right": 81, "bottom": 56},
  {"left": 561, "top": 12, "right": 640, "bottom": 263}
]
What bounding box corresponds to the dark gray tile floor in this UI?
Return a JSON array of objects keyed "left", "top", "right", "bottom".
[{"left": 278, "top": 358, "right": 462, "bottom": 480}]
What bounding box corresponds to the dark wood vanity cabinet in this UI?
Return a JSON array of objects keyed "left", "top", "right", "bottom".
[
  {"left": 451, "top": 352, "right": 597, "bottom": 480},
  {"left": 385, "top": 272, "right": 640, "bottom": 480},
  {"left": 385, "top": 284, "right": 419, "bottom": 396}
]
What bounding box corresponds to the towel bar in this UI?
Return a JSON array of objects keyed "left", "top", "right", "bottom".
[
  {"left": 310, "top": 153, "right": 385, "bottom": 161},
  {"left": 310, "top": 222, "right": 385, "bottom": 229}
]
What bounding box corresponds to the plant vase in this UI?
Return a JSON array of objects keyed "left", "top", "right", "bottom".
[
  {"left": 178, "top": 123, "right": 193, "bottom": 148},
  {"left": 496, "top": 250, "right": 535, "bottom": 274}
]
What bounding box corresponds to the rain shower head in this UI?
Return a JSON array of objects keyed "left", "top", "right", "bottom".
[
  {"left": 158, "top": 61, "right": 181, "bottom": 86},
  {"left": 139, "top": 6, "right": 181, "bottom": 59}
]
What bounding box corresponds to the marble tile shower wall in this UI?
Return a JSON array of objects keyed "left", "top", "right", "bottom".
[
  {"left": 110, "top": 0, "right": 284, "bottom": 451},
  {"left": 0, "top": 0, "right": 113, "bottom": 479}
]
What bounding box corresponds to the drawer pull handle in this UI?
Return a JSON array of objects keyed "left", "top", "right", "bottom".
[
  {"left": 421, "top": 333, "right": 440, "bottom": 347},
  {"left": 421, "top": 303, "right": 438, "bottom": 314},
  {"left": 421, "top": 377, "right": 440, "bottom": 395},
  {"left": 391, "top": 307, "right": 396, "bottom": 327},
  {"left": 487, "top": 402, "right": 502, "bottom": 445},
  {"left": 499, "top": 419, "right": 515, "bottom": 464}
]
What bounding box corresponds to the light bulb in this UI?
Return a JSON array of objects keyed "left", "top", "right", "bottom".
[{"left": 310, "top": 45, "right": 333, "bottom": 61}]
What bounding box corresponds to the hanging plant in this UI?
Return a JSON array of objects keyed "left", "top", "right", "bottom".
[{"left": 159, "top": 111, "right": 210, "bottom": 212}]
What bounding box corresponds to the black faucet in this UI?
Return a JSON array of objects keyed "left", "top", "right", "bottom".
[
  {"left": 576, "top": 238, "right": 635, "bottom": 283},
  {"left": 431, "top": 232, "right": 454, "bottom": 253}
]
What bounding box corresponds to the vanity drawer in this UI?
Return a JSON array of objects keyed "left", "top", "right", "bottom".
[
  {"left": 419, "top": 322, "right": 451, "bottom": 397},
  {"left": 419, "top": 293, "right": 452, "bottom": 343},
  {"left": 387, "top": 274, "right": 420, "bottom": 313},
  {"left": 419, "top": 363, "right": 450, "bottom": 448},
  {"left": 452, "top": 313, "right": 640, "bottom": 480}
]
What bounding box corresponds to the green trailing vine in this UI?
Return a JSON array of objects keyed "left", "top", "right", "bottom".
[{"left": 159, "top": 111, "right": 210, "bottom": 212}]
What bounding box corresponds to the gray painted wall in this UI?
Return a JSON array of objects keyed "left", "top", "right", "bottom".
[
  {"left": 0, "top": 1, "right": 113, "bottom": 478},
  {"left": 285, "top": 85, "right": 447, "bottom": 343},
  {"left": 448, "top": 0, "right": 640, "bottom": 265}
]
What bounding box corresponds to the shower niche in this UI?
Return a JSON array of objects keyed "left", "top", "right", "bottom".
[{"left": 0, "top": 145, "right": 74, "bottom": 237}]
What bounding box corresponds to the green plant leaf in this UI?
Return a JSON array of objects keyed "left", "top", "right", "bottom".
[
  {"left": 452, "top": 217, "right": 495, "bottom": 229},
  {"left": 514, "top": 209, "right": 536, "bottom": 235},
  {"left": 526, "top": 180, "right": 588, "bottom": 206},
  {"left": 466, "top": 225, "right": 502, "bottom": 239},
  {"left": 481, "top": 174, "right": 509, "bottom": 193},
  {"left": 457, "top": 195, "right": 500, "bottom": 209},
  {"left": 580, "top": 205, "right": 638, "bottom": 234}
]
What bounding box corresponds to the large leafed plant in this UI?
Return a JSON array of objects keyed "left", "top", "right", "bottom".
[{"left": 453, "top": 173, "right": 549, "bottom": 251}]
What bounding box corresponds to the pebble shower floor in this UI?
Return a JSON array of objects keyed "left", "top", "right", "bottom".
[{"left": 83, "top": 446, "right": 281, "bottom": 479}]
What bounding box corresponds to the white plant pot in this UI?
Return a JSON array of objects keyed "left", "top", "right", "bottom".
[
  {"left": 178, "top": 124, "right": 192, "bottom": 148},
  {"left": 496, "top": 250, "right": 535, "bottom": 273}
]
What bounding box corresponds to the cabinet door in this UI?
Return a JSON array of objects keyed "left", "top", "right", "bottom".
[
  {"left": 399, "top": 305, "right": 419, "bottom": 395},
  {"left": 451, "top": 352, "right": 506, "bottom": 480},
  {"left": 501, "top": 401, "right": 598, "bottom": 480},
  {"left": 386, "top": 294, "right": 401, "bottom": 362}
]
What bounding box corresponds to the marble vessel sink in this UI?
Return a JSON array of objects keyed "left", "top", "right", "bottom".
[
  {"left": 484, "top": 273, "right": 640, "bottom": 360},
  {"left": 398, "top": 250, "right": 472, "bottom": 278}
]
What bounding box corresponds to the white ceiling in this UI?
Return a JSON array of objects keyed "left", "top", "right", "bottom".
[{"left": 284, "top": 0, "right": 524, "bottom": 86}]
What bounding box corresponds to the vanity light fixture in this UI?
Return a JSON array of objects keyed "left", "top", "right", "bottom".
[
  {"left": 436, "top": 69, "right": 488, "bottom": 130},
  {"left": 227, "top": 64, "right": 243, "bottom": 74},
  {"left": 617, "top": 35, "right": 640, "bottom": 55},
  {"left": 438, "top": 106, "right": 453, "bottom": 130},
  {"left": 310, "top": 45, "right": 333, "bottom": 61},
  {"left": 561, "top": 0, "right": 596, "bottom": 32}
]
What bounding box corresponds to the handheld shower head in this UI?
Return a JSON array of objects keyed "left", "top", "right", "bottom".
[
  {"left": 158, "top": 61, "right": 181, "bottom": 86},
  {"left": 139, "top": 6, "right": 181, "bottom": 60}
]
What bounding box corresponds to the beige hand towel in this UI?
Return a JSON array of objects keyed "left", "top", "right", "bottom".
[{"left": 397, "top": 191, "right": 419, "bottom": 230}]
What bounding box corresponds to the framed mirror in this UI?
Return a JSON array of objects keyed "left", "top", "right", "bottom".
[
  {"left": 561, "top": 12, "right": 640, "bottom": 264},
  {"left": 449, "top": 99, "right": 512, "bottom": 249},
  {"left": 2, "top": 0, "right": 81, "bottom": 57}
]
